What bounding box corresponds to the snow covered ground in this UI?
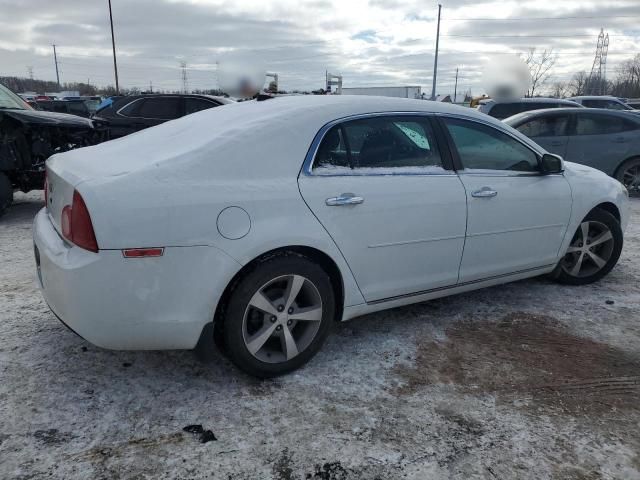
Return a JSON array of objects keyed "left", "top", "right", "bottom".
[{"left": 1, "top": 191, "right": 639, "bottom": 479}]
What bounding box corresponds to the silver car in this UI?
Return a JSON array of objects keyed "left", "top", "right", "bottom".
[{"left": 505, "top": 108, "right": 640, "bottom": 195}]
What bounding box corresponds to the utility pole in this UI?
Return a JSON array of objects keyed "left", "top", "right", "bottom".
[
  {"left": 52, "top": 44, "right": 60, "bottom": 87},
  {"left": 453, "top": 67, "right": 459, "bottom": 104},
  {"left": 430, "top": 3, "right": 442, "bottom": 100},
  {"left": 27, "top": 66, "right": 34, "bottom": 80},
  {"left": 149, "top": 80, "right": 153, "bottom": 93},
  {"left": 108, "top": 0, "right": 120, "bottom": 94}
]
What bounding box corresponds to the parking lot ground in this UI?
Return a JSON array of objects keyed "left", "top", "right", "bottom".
[{"left": 1, "top": 192, "right": 639, "bottom": 480}]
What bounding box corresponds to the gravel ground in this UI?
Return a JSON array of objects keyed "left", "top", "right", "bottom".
[{"left": 1, "top": 191, "right": 639, "bottom": 480}]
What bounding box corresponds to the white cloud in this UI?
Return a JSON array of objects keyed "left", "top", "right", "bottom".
[{"left": 0, "top": 0, "right": 638, "bottom": 95}]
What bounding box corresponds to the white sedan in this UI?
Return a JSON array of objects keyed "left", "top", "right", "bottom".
[{"left": 34, "top": 96, "right": 630, "bottom": 377}]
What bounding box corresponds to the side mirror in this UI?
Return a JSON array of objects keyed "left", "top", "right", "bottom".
[{"left": 541, "top": 153, "right": 564, "bottom": 174}]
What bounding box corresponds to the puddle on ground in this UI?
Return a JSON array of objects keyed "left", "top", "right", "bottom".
[{"left": 395, "top": 312, "right": 640, "bottom": 415}]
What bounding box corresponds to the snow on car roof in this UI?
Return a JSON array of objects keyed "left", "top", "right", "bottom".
[{"left": 49, "top": 95, "right": 500, "bottom": 186}]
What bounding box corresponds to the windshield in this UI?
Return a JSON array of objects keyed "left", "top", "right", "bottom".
[{"left": 0, "top": 84, "right": 29, "bottom": 109}]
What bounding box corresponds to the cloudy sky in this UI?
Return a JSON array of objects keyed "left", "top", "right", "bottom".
[{"left": 0, "top": 0, "right": 638, "bottom": 95}]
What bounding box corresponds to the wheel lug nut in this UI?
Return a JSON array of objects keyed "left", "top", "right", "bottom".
[
  {"left": 288, "top": 307, "right": 294, "bottom": 314},
  {"left": 276, "top": 325, "right": 282, "bottom": 331},
  {"left": 270, "top": 316, "right": 277, "bottom": 323},
  {"left": 287, "top": 320, "right": 292, "bottom": 326},
  {"left": 277, "top": 305, "right": 284, "bottom": 312}
]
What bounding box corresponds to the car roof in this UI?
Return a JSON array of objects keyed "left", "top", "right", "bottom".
[
  {"left": 481, "top": 97, "right": 579, "bottom": 105},
  {"left": 60, "top": 94, "right": 542, "bottom": 183},
  {"left": 569, "top": 95, "right": 623, "bottom": 101},
  {"left": 504, "top": 107, "right": 640, "bottom": 125}
]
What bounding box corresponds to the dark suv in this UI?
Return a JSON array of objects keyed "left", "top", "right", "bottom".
[
  {"left": 477, "top": 98, "right": 583, "bottom": 119},
  {"left": 92, "top": 94, "right": 233, "bottom": 139}
]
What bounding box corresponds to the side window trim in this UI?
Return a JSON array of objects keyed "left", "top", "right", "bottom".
[
  {"left": 302, "top": 112, "right": 457, "bottom": 176},
  {"left": 116, "top": 97, "right": 144, "bottom": 117},
  {"left": 435, "top": 114, "right": 544, "bottom": 176}
]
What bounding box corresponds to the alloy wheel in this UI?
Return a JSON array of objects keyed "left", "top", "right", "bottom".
[
  {"left": 242, "top": 274, "right": 323, "bottom": 363},
  {"left": 561, "top": 221, "right": 615, "bottom": 278},
  {"left": 621, "top": 164, "right": 640, "bottom": 196}
]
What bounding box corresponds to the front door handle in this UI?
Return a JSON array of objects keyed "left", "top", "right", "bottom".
[
  {"left": 613, "top": 137, "right": 627, "bottom": 143},
  {"left": 471, "top": 187, "right": 498, "bottom": 198},
  {"left": 326, "top": 193, "right": 364, "bottom": 206}
]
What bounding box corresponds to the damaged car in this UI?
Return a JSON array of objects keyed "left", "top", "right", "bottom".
[{"left": 0, "top": 83, "right": 102, "bottom": 216}]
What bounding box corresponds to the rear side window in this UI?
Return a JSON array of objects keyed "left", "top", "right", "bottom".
[
  {"left": 488, "top": 103, "right": 521, "bottom": 119},
  {"left": 118, "top": 99, "right": 143, "bottom": 117},
  {"left": 575, "top": 113, "right": 639, "bottom": 135},
  {"left": 137, "top": 97, "right": 182, "bottom": 119},
  {"left": 313, "top": 116, "right": 443, "bottom": 173},
  {"left": 185, "top": 97, "right": 218, "bottom": 115},
  {"left": 444, "top": 117, "right": 539, "bottom": 172},
  {"left": 515, "top": 114, "right": 570, "bottom": 137}
]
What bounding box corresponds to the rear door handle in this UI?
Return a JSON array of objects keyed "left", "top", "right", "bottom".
[
  {"left": 613, "top": 137, "right": 627, "bottom": 143},
  {"left": 471, "top": 187, "right": 498, "bottom": 198},
  {"left": 326, "top": 193, "right": 364, "bottom": 206}
]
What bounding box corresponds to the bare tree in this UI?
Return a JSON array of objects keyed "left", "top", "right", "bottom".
[
  {"left": 522, "top": 48, "right": 557, "bottom": 97},
  {"left": 609, "top": 54, "right": 640, "bottom": 98},
  {"left": 568, "top": 71, "right": 588, "bottom": 96},
  {"left": 549, "top": 81, "right": 569, "bottom": 98}
]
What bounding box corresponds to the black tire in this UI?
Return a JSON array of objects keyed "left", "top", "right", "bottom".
[
  {"left": 551, "top": 208, "right": 623, "bottom": 285},
  {"left": 615, "top": 157, "right": 640, "bottom": 197},
  {"left": 222, "top": 253, "right": 335, "bottom": 378},
  {"left": 0, "top": 172, "right": 13, "bottom": 218}
]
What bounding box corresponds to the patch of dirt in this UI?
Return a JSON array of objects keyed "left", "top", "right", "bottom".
[{"left": 395, "top": 312, "right": 640, "bottom": 414}]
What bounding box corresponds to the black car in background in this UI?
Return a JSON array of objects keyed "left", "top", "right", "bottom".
[
  {"left": 36, "top": 99, "right": 92, "bottom": 118},
  {"left": 92, "top": 94, "right": 232, "bottom": 139}
]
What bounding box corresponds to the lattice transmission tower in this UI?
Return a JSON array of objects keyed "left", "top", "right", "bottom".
[
  {"left": 586, "top": 29, "right": 609, "bottom": 95},
  {"left": 180, "top": 61, "right": 189, "bottom": 94}
]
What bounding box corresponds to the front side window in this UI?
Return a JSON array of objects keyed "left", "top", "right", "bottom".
[
  {"left": 137, "top": 97, "right": 182, "bottom": 119},
  {"left": 575, "top": 113, "right": 638, "bottom": 135},
  {"left": 515, "top": 114, "right": 569, "bottom": 138},
  {"left": 444, "top": 117, "right": 539, "bottom": 172},
  {"left": 313, "top": 116, "right": 443, "bottom": 173}
]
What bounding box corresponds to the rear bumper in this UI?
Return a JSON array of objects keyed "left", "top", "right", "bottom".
[{"left": 33, "top": 208, "right": 241, "bottom": 350}]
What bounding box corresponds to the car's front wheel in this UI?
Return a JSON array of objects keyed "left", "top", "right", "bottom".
[
  {"left": 222, "top": 253, "right": 335, "bottom": 377},
  {"left": 551, "top": 208, "right": 623, "bottom": 285},
  {"left": 615, "top": 157, "right": 640, "bottom": 197}
]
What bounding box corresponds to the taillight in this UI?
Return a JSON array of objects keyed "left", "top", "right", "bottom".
[{"left": 60, "top": 190, "right": 99, "bottom": 252}]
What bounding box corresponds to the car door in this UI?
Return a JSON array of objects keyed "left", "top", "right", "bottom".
[
  {"left": 439, "top": 115, "right": 572, "bottom": 283},
  {"left": 298, "top": 114, "right": 467, "bottom": 303},
  {"left": 512, "top": 111, "right": 571, "bottom": 158},
  {"left": 565, "top": 112, "right": 637, "bottom": 176}
]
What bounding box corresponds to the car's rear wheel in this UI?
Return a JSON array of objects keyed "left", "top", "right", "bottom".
[
  {"left": 223, "top": 254, "right": 335, "bottom": 377},
  {"left": 0, "top": 172, "right": 13, "bottom": 218},
  {"left": 551, "top": 208, "right": 622, "bottom": 285},
  {"left": 615, "top": 157, "right": 640, "bottom": 197}
]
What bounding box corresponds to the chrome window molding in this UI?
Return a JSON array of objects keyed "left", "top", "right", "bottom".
[
  {"left": 301, "top": 111, "right": 457, "bottom": 177},
  {"left": 116, "top": 97, "right": 144, "bottom": 117}
]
